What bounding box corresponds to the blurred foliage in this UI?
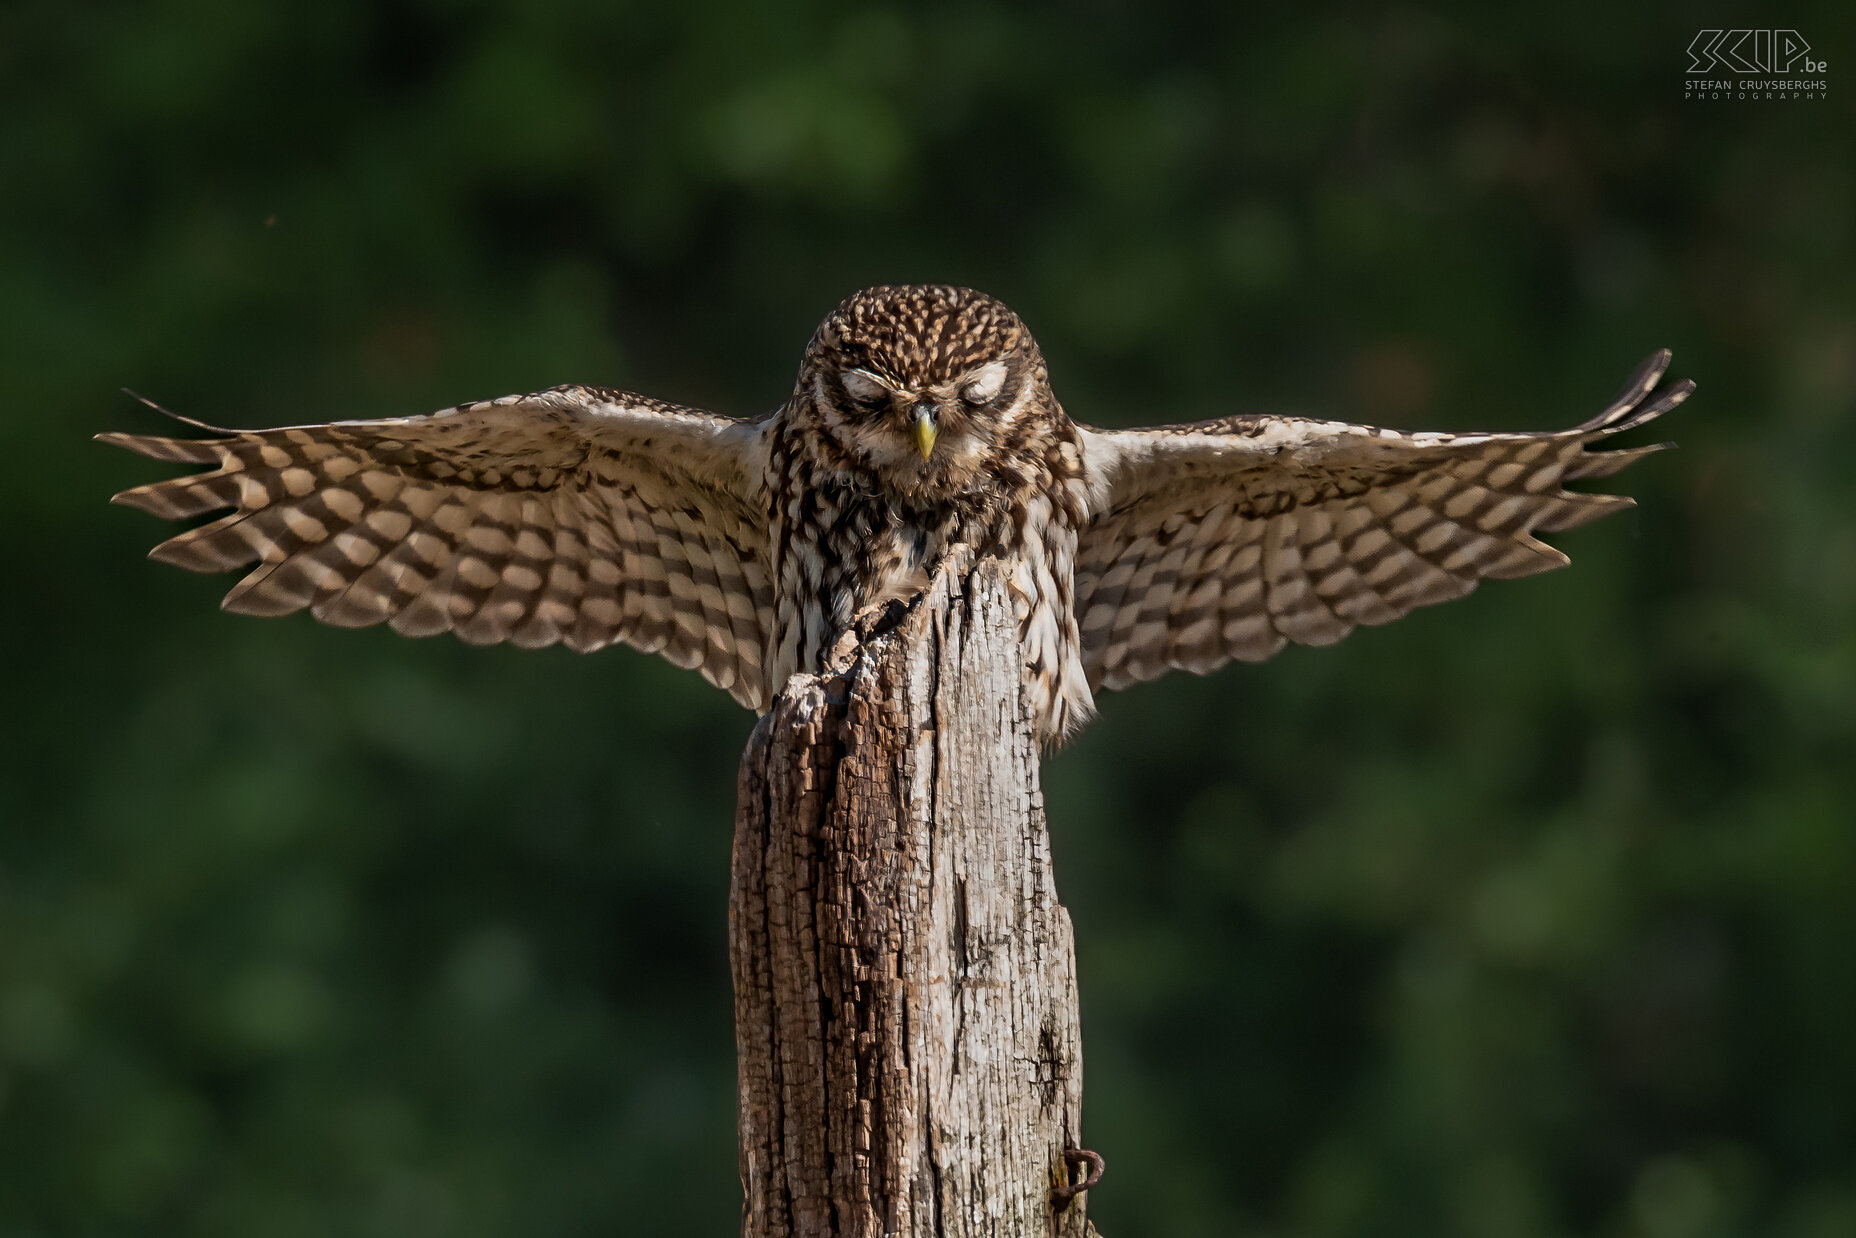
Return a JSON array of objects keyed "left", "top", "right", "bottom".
[{"left": 3, "top": 2, "right": 1854, "bottom": 1236}]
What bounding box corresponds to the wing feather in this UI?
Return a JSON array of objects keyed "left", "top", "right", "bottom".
[
  {"left": 102, "top": 385, "right": 775, "bottom": 709},
  {"left": 1076, "top": 352, "right": 1691, "bottom": 692}
]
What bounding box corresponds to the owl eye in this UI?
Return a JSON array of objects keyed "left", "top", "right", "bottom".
[
  {"left": 959, "top": 361, "right": 1008, "bottom": 405},
  {"left": 840, "top": 370, "right": 891, "bottom": 408}
]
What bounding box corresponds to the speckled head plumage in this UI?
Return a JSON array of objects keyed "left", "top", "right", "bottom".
[
  {"left": 806, "top": 285, "right": 1034, "bottom": 386},
  {"left": 792, "top": 285, "right": 1062, "bottom": 501}
]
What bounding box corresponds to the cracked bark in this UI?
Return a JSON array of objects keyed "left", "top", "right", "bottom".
[{"left": 730, "top": 551, "right": 1096, "bottom": 1237}]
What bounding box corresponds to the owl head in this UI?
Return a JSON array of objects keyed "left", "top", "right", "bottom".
[{"left": 796, "top": 285, "right": 1057, "bottom": 499}]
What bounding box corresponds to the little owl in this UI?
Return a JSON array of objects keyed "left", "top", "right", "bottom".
[{"left": 103, "top": 285, "right": 1691, "bottom": 740}]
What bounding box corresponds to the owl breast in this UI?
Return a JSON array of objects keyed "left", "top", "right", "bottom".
[
  {"left": 764, "top": 470, "right": 1094, "bottom": 742},
  {"left": 765, "top": 483, "right": 961, "bottom": 696}
]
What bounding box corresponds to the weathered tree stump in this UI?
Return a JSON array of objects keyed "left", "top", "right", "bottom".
[{"left": 730, "top": 552, "right": 1095, "bottom": 1237}]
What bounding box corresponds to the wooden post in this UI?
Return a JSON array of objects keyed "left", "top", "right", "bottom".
[{"left": 729, "top": 551, "right": 1097, "bottom": 1237}]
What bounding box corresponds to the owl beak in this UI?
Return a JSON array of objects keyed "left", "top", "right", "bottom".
[{"left": 912, "top": 404, "right": 939, "bottom": 460}]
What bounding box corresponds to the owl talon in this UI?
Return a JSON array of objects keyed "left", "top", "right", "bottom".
[{"left": 857, "top": 597, "right": 913, "bottom": 642}]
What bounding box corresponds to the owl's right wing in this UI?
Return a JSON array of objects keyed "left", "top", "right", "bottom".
[
  {"left": 1073, "top": 351, "right": 1692, "bottom": 692},
  {"left": 101, "top": 385, "right": 778, "bottom": 709}
]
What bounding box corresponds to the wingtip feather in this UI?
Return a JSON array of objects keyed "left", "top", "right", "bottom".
[
  {"left": 148, "top": 540, "right": 223, "bottom": 574},
  {"left": 1579, "top": 350, "right": 1691, "bottom": 435},
  {"left": 121, "top": 388, "right": 224, "bottom": 433},
  {"left": 97, "top": 431, "right": 227, "bottom": 464}
]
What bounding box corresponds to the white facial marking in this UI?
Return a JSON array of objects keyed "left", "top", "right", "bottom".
[
  {"left": 960, "top": 361, "right": 1008, "bottom": 404},
  {"left": 841, "top": 370, "right": 891, "bottom": 405}
]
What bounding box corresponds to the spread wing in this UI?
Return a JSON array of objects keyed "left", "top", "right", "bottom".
[
  {"left": 1074, "top": 350, "right": 1692, "bottom": 692},
  {"left": 101, "top": 386, "right": 777, "bottom": 709}
]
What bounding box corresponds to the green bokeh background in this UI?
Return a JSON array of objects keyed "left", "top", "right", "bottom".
[{"left": 4, "top": 4, "right": 1853, "bottom": 1236}]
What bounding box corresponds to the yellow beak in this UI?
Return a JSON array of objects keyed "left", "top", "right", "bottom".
[{"left": 913, "top": 409, "right": 939, "bottom": 460}]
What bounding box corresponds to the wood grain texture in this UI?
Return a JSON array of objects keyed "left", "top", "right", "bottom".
[{"left": 730, "top": 550, "right": 1095, "bottom": 1237}]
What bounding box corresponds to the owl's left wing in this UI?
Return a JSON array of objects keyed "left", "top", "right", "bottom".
[
  {"left": 101, "top": 385, "right": 778, "bottom": 708},
  {"left": 1073, "top": 351, "right": 1692, "bottom": 692}
]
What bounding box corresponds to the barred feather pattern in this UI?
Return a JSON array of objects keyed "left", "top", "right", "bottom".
[
  {"left": 101, "top": 387, "right": 777, "bottom": 708},
  {"left": 1073, "top": 350, "right": 1693, "bottom": 691}
]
